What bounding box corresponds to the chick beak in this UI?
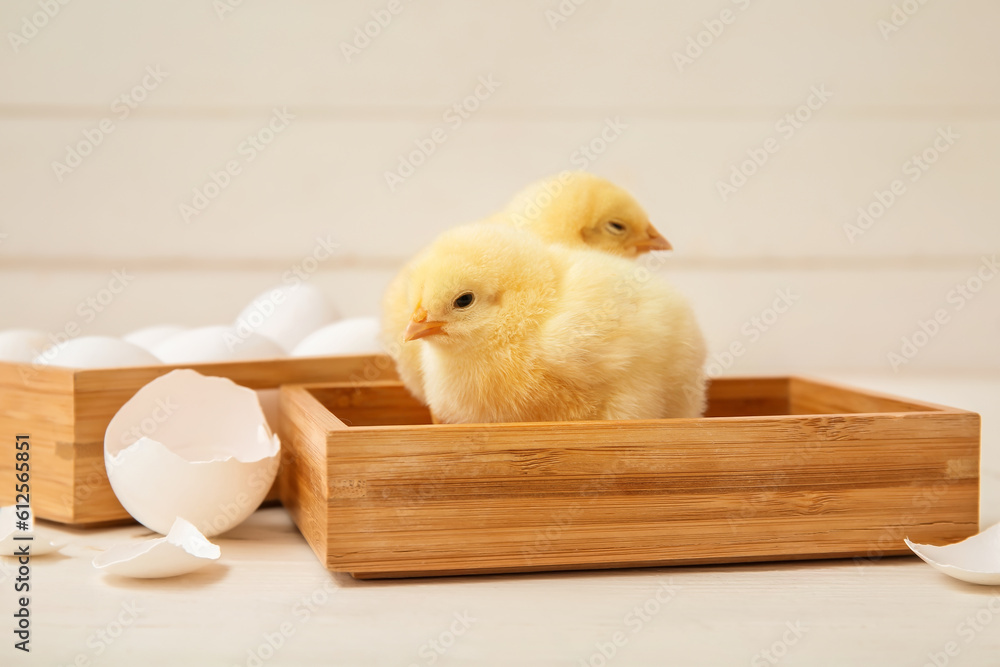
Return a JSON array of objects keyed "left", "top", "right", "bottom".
[
  {"left": 404, "top": 305, "right": 448, "bottom": 342},
  {"left": 634, "top": 226, "right": 673, "bottom": 253}
]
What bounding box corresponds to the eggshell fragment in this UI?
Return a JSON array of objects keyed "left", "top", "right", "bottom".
[
  {"left": 905, "top": 523, "right": 1000, "bottom": 585},
  {"left": 123, "top": 324, "right": 187, "bottom": 352},
  {"left": 235, "top": 283, "right": 338, "bottom": 352},
  {"left": 0, "top": 329, "right": 52, "bottom": 362},
  {"left": 93, "top": 517, "right": 220, "bottom": 578},
  {"left": 105, "top": 369, "right": 281, "bottom": 537},
  {"left": 0, "top": 505, "right": 65, "bottom": 556},
  {"left": 291, "top": 317, "right": 383, "bottom": 357},
  {"left": 33, "top": 336, "right": 161, "bottom": 369},
  {"left": 152, "top": 325, "right": 285, "bottom": 364}
]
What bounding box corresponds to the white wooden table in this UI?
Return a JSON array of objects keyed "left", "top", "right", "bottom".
[{"left": 4, "top": 374, "right": 998, "bottom": 666}]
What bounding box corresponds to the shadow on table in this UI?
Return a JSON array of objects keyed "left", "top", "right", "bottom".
[{"left": 98, "top": 562, "right": 231, "bottom": 590}]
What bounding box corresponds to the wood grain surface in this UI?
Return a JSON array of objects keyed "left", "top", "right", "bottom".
[
  {"left": 0, "top": 354, "right": 398, "bottom": 524},
  {"left": 278, "top": 377, "right": 980, "bottom": 578}
]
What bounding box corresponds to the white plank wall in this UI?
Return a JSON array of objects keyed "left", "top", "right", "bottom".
[{"left": 1, "top": 0, "right": 998, "bottom": 374}]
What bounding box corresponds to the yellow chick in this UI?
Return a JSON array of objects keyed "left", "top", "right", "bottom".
[
  {"left": 381, "top": 252, "right": 432, "bottom": 403},
  {"left": 402, "top": 224, "right": 706, "bottom": 424},
  {"left": 382, "top": 172, "right": 671, "bottom": 405},
  {"left": 495, "top": 171, "right": 672, "bottom": 258}
]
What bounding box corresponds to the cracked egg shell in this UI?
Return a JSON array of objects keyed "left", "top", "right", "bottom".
[
  {"left": 93, "top": 517, "right": 220, "bottom": 578},
  {"left": 906, "top": 523, "right": 1000, "bottom": 585},
  {"left": 104, "top": 369, "right": 280, "bottom": 537}
]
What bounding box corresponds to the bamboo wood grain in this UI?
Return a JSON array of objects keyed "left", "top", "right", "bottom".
[
  {"left": 276, "top": 377, "right": 980, "bottom": 579},
  {"left": 0, "top": 354, "right": 398, "bottom": 524}
]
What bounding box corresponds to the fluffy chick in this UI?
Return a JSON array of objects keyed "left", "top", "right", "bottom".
[
  {"left": 494, "top": 171, "right": 672, "bottom": 258},
  {"left": 381, "top": 251, "right": 432, "bottom": 403},
  {"left": 402, "top": 224, "right": 706, "bottom": 424},
  {"left": 383, "top": 173, "right": 670, "bottom": 404}
]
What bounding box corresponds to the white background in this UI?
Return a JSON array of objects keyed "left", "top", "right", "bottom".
[
  {"left": 1, "top": 0, "right": 998, "bottom": 376},
  {"left": 3, "top": 5, "right": 1000, "bottom": 666}
]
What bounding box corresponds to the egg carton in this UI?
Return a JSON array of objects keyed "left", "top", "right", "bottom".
[
  {"left": 277, "top": 376, "right": 980, "bottom": 579},
  {"left": 0, "top": 355, "right": 396, "bottom": 524}
]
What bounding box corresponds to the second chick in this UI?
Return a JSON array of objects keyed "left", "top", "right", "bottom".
[{"left": 384, "top": 171, "right": 670, "bottom": 405}]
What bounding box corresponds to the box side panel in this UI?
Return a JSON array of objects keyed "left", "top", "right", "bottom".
[
  {"left": 308, "top": 377, "right": 793, "bottom": 424},
  {"left": 789, "top": 376, "right": 953, "bottom": 414},
  {"left": 704, "top": 377, "right": 790, "bottom": 417},
  {"left": 0, "top": 354, "right": 392, "bottom": 524},
  {"left": 69, "top": 439, "right": 129, "bottom": 524},
  {"left": 67, "top": 386, "right": 147, "bottom": 524},
  {"left": 307, "top": 383, "right": 432, "bottom": 427},
  {"left": 278, "top": 386, "right": 336, "bottom": 564},
  {"left": 72, "top": 355, "right": 398, "bottom": 393},
  {"left": 0, "top": 376, "right": 78, "bottom": 523},
  {"left": 322, "top": 412, "right": 979, "bottom": 577},
  {"left": 0, "top": 363, "right": 76, "bottom": 393}
]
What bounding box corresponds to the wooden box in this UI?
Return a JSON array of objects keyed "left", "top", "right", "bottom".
[
  {"left": 0, "top": 354, "right": 396, "bottom": 525},
  {"left": 278, "top": 376, "right": 980, "bottom": 579}
]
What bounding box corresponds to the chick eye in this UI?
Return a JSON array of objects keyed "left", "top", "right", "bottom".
[
  {"left": 453, "top": 292, "right": 475, "bottom": 309},
  {"left": 606, "top": 220, "right": 627, "bottom": 235}
]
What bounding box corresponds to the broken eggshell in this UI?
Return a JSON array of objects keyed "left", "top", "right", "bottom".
[
  {"left": 93, "top": 517, "right": 220, "bottom": 578},
  {"left": 104, "top": 369, "right": 280, "bottom": 537},
  {"left": 0, "top": 505, "right": 65, "bottom": 556},
  {"left": 905, "top": 523, "right": 1000, "bottom": 585}
]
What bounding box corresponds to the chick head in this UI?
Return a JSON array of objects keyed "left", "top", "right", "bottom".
[
  {"left": 403, "top": 224, "right": 556, "bottom": 350},
  {"left": 505, "top": 172, "right": 671, "bottom": 258}
]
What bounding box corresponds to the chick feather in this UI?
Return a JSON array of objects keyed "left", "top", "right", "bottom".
[
  {"left": 381, "top": 172, "right": 671, "bottom": 405},
  {"left": 403, "top": 224, "right": 706, "bottom": 424},
  {"left": 381, "top": 250, "right": 431, "bottom": 403},
  {"left": 493, "top": 171, "right": 672, "bottom": 258}
]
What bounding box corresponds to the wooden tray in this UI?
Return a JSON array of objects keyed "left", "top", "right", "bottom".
[
  {"left": 278, "top": 376, "right": 980, "bottom": 579},
  {"left": 0, "top": 354, "right": 396, "bottom": 524}
]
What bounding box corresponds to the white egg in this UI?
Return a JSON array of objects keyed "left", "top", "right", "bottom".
[
  {"left": 291, "top": 317, "right": 383, "bottom": 357},
  {"left": 152, "top": 325, "right": 285, "bottom": 364},
  {"left": 235, "top": 283, "right": 338, "bottom": 352},
  {"left": 123, "top": 324, "right": 187, "bottom": 352},
  {"left": 0, "top": 329, "right": 52, "bottom": 363},
  {"left": 255, "top": 388, "right": 280, "bottom": 432},
  {"left": 33, "top": 336, "right": 161, "bottom": 369},
  {"left": 104, "top": 369, "right": 281, "bottom": 537},
  {"left": 93, "top": 517, "right": 220, "bottom": 578}
]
